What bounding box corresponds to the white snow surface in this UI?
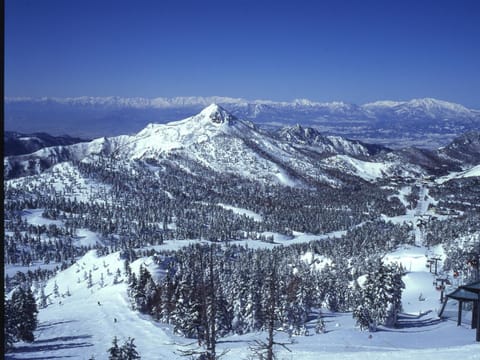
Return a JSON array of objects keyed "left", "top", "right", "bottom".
[
  {"left": 6, "top": 161, "right": 112, "bottom": 203},
  {"left": 131, "top": 104, "right": 238, "bottom": 156},
  {"left": 6, "top": 244, "right": 480, "bottom": 359},
  {"left": 321, "top": 155, "right": 422, "bottom": 181},
  {"left": 322, "top": 155, "right": 389, "bottom": 180},
  {"left": 217, "top": 203, "right": 263, "bottom": 222},
  {"left": 7, "top": 96, "right": 478, "bottom": 114},
  {"left": 6, "top": 104, "right": 430, "bottom": 187},
  {"left": 436, "top": 165, "right": 480, "bottom": 183}
]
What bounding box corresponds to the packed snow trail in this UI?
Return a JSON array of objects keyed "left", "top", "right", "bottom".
[
  {"left": 387, "top": 184, "right": 437, "bottom": 246},
  {"left": 6, "top": 251, "right": 185, "bottom": 360},
  {"left": 415, "top": 186, "right": 431, "bottom": 216}
]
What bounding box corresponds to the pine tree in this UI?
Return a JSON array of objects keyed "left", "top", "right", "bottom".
[
  {"left": 4, "top": 298, "right": 16, "bottom": 351},
  {"left": 353, "top": 260, "right": 400, "bottom": 331},
  {"left": 39, "top": 285, "right": 48, "bottom": 308},
  {"left": 53, "top": 280, "right": 60, "bottom": 297},
  {"left": 120, "top": 337, "right": 141, "bottom": 359},
  {"left": 108, "top": 336, "right": 121, "bottom": 360},
  {"left": 88, "top": 270, "right": 93, "bottom": 288},
  {"left": 113, "top": 268, "right": 122, "bottom": 284},
  {"left": 384, "top": 263, "right": 405, "bottom": 326},
  {"left": 10, "top": 287, "right": 38, "bottom": 342},
  {"left": 250, "top": 255, "right": 286, "bottom": 360}
]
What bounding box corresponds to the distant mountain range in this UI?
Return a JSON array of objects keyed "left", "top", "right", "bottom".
[
  {"left": 4, "top": 105, "right": 480, "bottom": 187},
  {"left": 5, "top": 96, "right": 480, "bottom": 148}
]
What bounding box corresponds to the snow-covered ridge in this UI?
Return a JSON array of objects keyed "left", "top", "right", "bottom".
[
  {"left": 6, "top": 95, "right": 479, "bottom": 112},
  {"left": 436, "top": 164, "right": 480, "bottom": 183},
  {"left": 127, "top": 104, "right": 247, "bottom": 156},
  {"left": 5, "top": 105, "right": 480, "bottom": 187},
  {"left": 363, "top": 98, "right": 475, "bottom": 117},
  {"left": 277, "top": 124, "right": 375, "bottom": 157},
  {"left": 6, "top": 96, "right": 480, "bottom": 149}
]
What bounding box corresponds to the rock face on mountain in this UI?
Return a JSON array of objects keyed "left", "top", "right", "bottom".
[
  {"left": 276, "top": 124, "right": 387, "bottom": 159},
  {"left": 4, "top": 105, "right": 480, "bottom": 185}
]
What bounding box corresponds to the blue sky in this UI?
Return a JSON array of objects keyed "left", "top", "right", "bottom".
[{"left": 5, "top": 0, "right": 480, "bottom": 107}]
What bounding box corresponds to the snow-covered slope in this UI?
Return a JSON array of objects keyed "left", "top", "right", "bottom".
[
  {"left": 436, "top": 164, "right": 480, "bottom": 184},
  {"left": 120, "top": 104, "right": 251, "bottom": 157},
  {"left": 363, "top": 97, "right": 475, "bottom": 118},
  {"left": 320, "top": 155, "right": 423, "bottom": 181},
  {"left": 3, "top": 135, "right": 130, "bottom": 178},
  {"left": 4, "top": 105, "right": 480, "bottom": 187},
  {"left": 276, "top": 124, "right": 383, "bottom": 158},
  {"left": 7, "top": 246, "right": 480, "bottom": 360},
  {"left": 3, "top": 105, "right": 388, "bottom": 186}
]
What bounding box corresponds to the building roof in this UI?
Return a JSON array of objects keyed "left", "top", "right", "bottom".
[
  {"left": 462, "top": 280, "right": 480, "bottom": 294},
  {"left": 446, "top": 287, "right": 479, "bottom": 301},
  {"left": 446, "top": 281, "right": 480, "bottom": 300}
]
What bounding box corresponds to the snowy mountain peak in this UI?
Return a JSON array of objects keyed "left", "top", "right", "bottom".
[
  {"left": 406, "top": 98, "right": 470, "bottom": 113},
  {"left": 363, "top": 97, "right": 472, "bottom": 114},
  {"left": 197, "top": 103, "right": 236, "bottom": 125}
]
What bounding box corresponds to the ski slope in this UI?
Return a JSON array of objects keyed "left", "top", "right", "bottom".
[{"left": 6, "top": 246, "right": 480, "bottom": 360}]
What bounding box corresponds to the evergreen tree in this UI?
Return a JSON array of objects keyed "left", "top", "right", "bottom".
[
  {"left": 120, "top": 337, "right": 141, "bottom": 359},
  {"left": 353, "top": 260, "right": 403, "bottom": 331},
  {"left": 4, "top": 298, "right": 16, "bottom": 351},
  {"left": 108, "top": 336, "right": 121, "bottom": 360},
  {"left": 53, "top": 280, "right": 60, "bottom": 297},
  {"left": 39, "top": 285, "right": 48, "bottom": 308},
  {"left": 10, "top": 287, "right": 38, "bottom": 342},
  {"left": 114, "top": 268, "right": 122, "bottom": 284},
  {"left": 88, "top": 270, "right": 93, "bottom": 288}
]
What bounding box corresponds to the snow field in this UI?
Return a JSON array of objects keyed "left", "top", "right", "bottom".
[{"left": 7, "top": 242, "right": 480, "bottom": 359}]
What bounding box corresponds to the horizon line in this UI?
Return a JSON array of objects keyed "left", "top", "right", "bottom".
[{"left": 4, "top": 95, "right": 479, "bottom": 110}]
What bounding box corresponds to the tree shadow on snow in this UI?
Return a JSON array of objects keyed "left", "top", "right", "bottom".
[
  {"left": 5, "top": 355, "right": 74, "bottom": 360},
  {"left": 6, "top": 335, "right": 93, "bottom": 359},
  {"left": 394, "top": 317, "right": 442, "bottom": 329},
  {"left": 33, "top": 335, "right": 92, "bottom": 344},
  {"left": 36, "top": 320, "right": 78, "bottom": 331}
]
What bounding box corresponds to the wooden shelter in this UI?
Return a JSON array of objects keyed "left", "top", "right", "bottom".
[
  {"left": 462, "top": 281, "right": 480, "bottom": 342},
  {"left": 439, "top": 280, "right": 480, "bottom": 342}
]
